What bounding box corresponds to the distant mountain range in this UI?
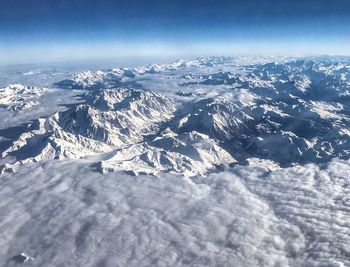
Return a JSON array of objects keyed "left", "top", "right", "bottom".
[{"left": 1, "top": 56, "right": 350, "bottom": 175}]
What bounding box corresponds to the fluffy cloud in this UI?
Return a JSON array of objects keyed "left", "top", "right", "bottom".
[{"left": 1, "top": 159, "right": 350, "bottom": 266}]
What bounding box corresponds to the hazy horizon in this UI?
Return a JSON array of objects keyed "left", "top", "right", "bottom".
[{"left": 1, "top": 0, "right": 350, "bottom": 64}]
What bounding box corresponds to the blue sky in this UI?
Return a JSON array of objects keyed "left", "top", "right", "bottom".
[{"left": 1, "top": 0, "right": 350, "bottom": 64}]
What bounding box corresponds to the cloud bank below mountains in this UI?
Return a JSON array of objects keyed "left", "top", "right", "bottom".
[{"left": 1, "top": 158, "right": 350, "bottom": 266}]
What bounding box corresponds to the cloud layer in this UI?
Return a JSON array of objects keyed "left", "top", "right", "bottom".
[{"left": 1, "top": 158, "right": 350, "bottom": 266}]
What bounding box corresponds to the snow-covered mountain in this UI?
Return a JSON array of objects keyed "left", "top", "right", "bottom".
[
  {"left": 54, "top": 68, "right": 137, "bottom": 89},
  {"left": 0, "top": 84, "right": 48, "bottom": 111},
  {"left": 177, "top": 58, "right": 350, "bottom": 165},
  {"left": 100, "top": 128, "right": 235, "bottom": 176},
  {"left": 54, "top": 56, "right": 239, "bottom": 90},
  {"left": 0, "top": 88, "right": 176, "bottom": 172},
  {"left": 1, "top": 56, "right": 350, "bottom": 175}
]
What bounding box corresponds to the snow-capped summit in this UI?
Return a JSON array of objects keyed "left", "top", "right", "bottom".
[
  {"left": 0, "top": 84, "right": 48, "bottom": 111},
  {"left": 100, "top": 129, "right": 236, "bottom": 176},
  {"left": 54, "top": 57, "right": 240, "bottom": 90},
  {"left": 0, "top": 88, "right": 176, "bottom": 171},
  {"left": 55, "top": 68, "right": 137, "bottom": 89}
]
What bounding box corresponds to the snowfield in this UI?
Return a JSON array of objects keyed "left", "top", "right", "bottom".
[{"left": 1, "top": 56, "right": 350, "bottom": 266}]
